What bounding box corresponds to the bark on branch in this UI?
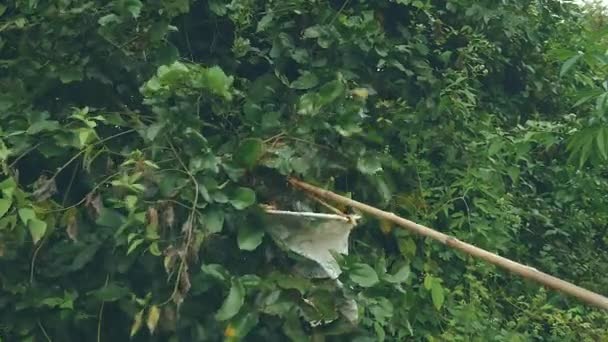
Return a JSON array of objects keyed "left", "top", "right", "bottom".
[{"left": 288, "top": 177, "right": 608, "bottom": 311}]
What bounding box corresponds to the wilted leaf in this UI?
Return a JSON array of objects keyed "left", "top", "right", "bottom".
[
  {"left": 130, "top": 310, "right": 144, "bottom": 337},
  {"left": 147, "top": 305, "right": 161, "bottom": 334},
  {"left": 66, "top": 214, "right": 78, "bottom": 241},
  {"left": 85, "top": 193, "right": 103, "bottom": 217}
]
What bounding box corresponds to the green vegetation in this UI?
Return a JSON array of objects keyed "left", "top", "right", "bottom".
[{"left": 1, "top": 0, "right": 608, "bottom": 340}]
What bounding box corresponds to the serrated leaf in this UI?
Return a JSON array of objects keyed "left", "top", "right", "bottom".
[
  {"left": 28, "top": 219, "right": 47, "bottom": 244},
  {"left": 229, "top": 187, "right": 256, "bottom": 210},
  {"left": 560, "top": 54, "right": 582, "bottom": 77},
  {"left": 146, "top": 305, "right": 160, "bottom": 334},
  {"left": 237, "top": 225, "right": 265, "bottom": 251},
  {"left": 216, "top": 279, "right": 245, "bottom": 321},
  {"left": 234, "top": 138, "right": 264, "bottom": 168},
  {"left": 290, "top": 72, "right": 319, "bottom": 90},
  {"left": 0, "top": 198, "right": 11, "bottom": 218},
  {"left": 349, "top": 263, "right": 379, "bottom": 287},
  {"left": 431, "top": 282, "right": 445, "bottom": 310}
]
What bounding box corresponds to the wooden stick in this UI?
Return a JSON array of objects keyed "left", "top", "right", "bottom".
[{"left": 288, "top": 177, "right": 608, "bottom": 311}]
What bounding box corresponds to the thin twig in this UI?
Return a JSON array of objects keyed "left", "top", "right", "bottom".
[
  {"left": 50, "top": 129, "right": 135, "bottom": 181},
  {"left": 263, "top": 209, "right": 354, "bottom": 222},
  {"left": 30, "top": 235, "right": 48, "bottom": 285},
  {"left": 8, "top": 142, "right": 41, "bottom": 169},
  {"left": 159, "top": 138, "right": 199, "bottom": 306},
  {"left": 37, "top": 320, "right": 52, "bottom": 342},
  {"left": 97, "top": 274, "right": 110, "bottom": 342},
  {"left": 62, "top": 160, "right": 80, "bottom": 206},
  {"left": 41, "top": 171, "right": 123, "bottom": 213},
  {"left": 305, "top": 193, "right": 348, "bottom": 217}
]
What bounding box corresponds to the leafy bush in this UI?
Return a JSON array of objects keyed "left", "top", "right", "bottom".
[{"left": 0, "top": 0, "right": 607, "bottom": 341}]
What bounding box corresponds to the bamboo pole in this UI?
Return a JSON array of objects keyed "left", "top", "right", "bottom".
[{"left": 288, "top": 177, "right": 608, "bottom": 311}]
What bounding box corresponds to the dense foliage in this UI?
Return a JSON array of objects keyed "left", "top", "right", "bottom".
[{"left": 1, "top": 0, "right": 608, "bottom": 340}]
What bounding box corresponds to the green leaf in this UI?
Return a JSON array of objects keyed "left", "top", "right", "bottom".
[
  {"left": 317, "top": 80, "right": 344, "bottom": 105},
  {"left": 229, "top": 187, "right": 256, "bottom": 210},
  {"left": 349, "top": 263, "right": 379, "bottom": 287},
  {"left": 384, "top": 264, "right": 411, "bottom": 284},
  {"left": 234, "top": 138, "right": 265, "bottom": 168},
  {"left": 303, "top": 25, "right": 322, "bottom": 38},
  {"left": 98, "top": 14, "right": 120, "bottom": 26},
  {"left": 596, "top": 128, "right": 607, "bottom": 160},
  {"left": 201, "top": 264, "right": 230, "bottom": 282},
  {"left": 208, "top": 0, "right": 227, "bottom": 15},
  {"left": 96, "top": 208, "right": 127, "bottom": 228},
  {"left": 27, "top": 120, "right": 60, "bottom": 134},
  {"left": 237, "top": 225, "right": 265, "bottom": 251},
  {"left": 257, "top": 13, "right": 274, "bottom": 32},
  {"left": 0, "top": 198, "right": 11, "bottom": 218},
  {"left": 203, "top": 208, "right": 225, "bottom": 234},
  {"left": 124, "top": 0, "right": 143, "bottom": 18},
  {"left": 290, "top": 72, "right": 319, "bottom": 90},
  {"left": 216, "top": 279, "right": 245, "bottom": 321},
  {"left": 18, "top": 208, "right": 36, "bottom": 224},
  {"left": 357, "top": 155, "right": 382, "bottom": 175},
  {"left": 189, "top": 153, "right": 219, "bottom": 173},
  {"left": 91, "top": 283, "right": 130, "bottom": 302},
  {"left": 430, "top": 282, "right": 445, "bottom": 310},
  {"left": 224, "top": 312, "right": 259, "bottom": 342},
  {"left": 560, "top": 54, "right": 582, "bottom": 77},
  {"left": 28, "top": 219, "right": 47, "bottom": 244},
  {"left": 205, "top": 66, "right": 233, "bottom": 99}
]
